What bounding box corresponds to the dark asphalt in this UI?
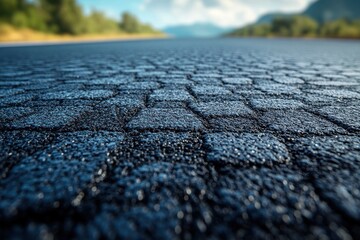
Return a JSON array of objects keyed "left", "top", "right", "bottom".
[{"left": 0, "top": 39, "right": 360, "bottom": 239}]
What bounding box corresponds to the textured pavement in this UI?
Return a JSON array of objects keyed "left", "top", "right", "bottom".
[{"left": 0, "top": 39, "right": 360, "bottom": 239}]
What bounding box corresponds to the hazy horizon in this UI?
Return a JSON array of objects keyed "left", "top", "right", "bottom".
[{"left": 78, "top": 0, "right": 315, "bottom": 29}]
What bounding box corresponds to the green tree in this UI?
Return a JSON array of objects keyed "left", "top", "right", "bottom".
[
  {"left": 0, "top": 0, "right": 47, "bottom": 31},
  {"left": 39, "top": 0, "right": 84, "bottom": 34},
  {"left": 83, "top": 11, "right": 120, "bottom": 34},
  {"left": 0, "top": 0, "right": 161, "bottom": 36},
  {"left": 227, "top": 24, "right": 271, "bottom": 37},
  {"left": 271, "top": 16, "right": 318, "bottom": 37},
  {"left": 0, "top": 0, "right": 18, "bottom": 21},
  {"left": 119, "top": 12, "right": 159, "bottom": 34},
  {"left": 119, "top": 12, "right": 141, "bottom": 33},
  {"left": 320, "top": 19, "right": 360, "bottom": 38}
]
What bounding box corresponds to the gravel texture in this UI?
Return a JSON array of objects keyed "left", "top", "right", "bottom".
[{"left": 0, "top": 39, "right": 360, "bottom": 239}]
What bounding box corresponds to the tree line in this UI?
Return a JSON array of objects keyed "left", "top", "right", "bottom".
[
  {"left": 227, "top": 16, "right": 360, "bottom": 39},
  {"left": 0, "top": 0, "right": 159, "bottom": 35}
]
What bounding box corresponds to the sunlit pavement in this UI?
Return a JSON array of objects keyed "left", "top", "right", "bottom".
[{"left": 0, "top": 39, "right": 360, "bottom": 239}]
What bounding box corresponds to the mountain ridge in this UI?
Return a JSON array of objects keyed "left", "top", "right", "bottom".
[
  {"left": 163, "top": 23, "right": 233, "bottom": 38},
  {"left": 255, "top": 0, "right": 360, "bottom": 24},
  {"left": 226, "top": 0, "right": 360, "bottom": 39},
  {"left": 304, "top": 0, "right": 360, "bottom": 23}
]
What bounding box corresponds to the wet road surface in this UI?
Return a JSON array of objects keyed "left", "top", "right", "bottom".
[{"left": 1, "top": 39, "right": 360, "bottom": 239}]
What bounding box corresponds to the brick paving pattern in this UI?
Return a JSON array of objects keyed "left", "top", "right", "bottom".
[{"left": 0, "top": 39, "right": 360, "bottom": 239}]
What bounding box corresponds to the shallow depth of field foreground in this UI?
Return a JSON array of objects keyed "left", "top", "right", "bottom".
[{"left": 0, "top": 38, "right": 360, "bottom": 239}]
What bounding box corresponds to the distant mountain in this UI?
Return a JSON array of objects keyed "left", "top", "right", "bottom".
[
  {"left": 256, "top": 13, "right": 293, "bottom": 24},
  {"left": 163, "top": 23, "right": 233, "bottom": 38},
  {"left": 226, "top": 0, "right": 360, "bottom": 38},
  {"left": 255, "top": 0, "right": 360, "bottom": 24},
  {"left": 304, "top": 0, "right": 360, "bottom": 23}
]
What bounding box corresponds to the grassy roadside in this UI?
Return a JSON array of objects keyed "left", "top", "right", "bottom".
[{"left": 0, "top": 24, "right": 166, "bottom": 43}]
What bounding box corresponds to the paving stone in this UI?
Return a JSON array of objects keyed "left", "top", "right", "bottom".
[
  {"left": 292, "top": 136, "right": 360, "bottom": 221},
  {"left": 137, "top": 71, "right": 166, "bottom": 78},
  {"left": 273, "top": 76, "right": 304, "bottom": 84},
  {"left": 0, "top": 82, "right": 29, "bottom": 87},
  {"left": 195, "top": 93, "right": 241, "bottom": 102},
  {"left": 0, "top": 70, "right": 32, "bottom": 77},
  {"left": 308, "top": 89, "right": 360, "bottom": 99},
  {"left": 126, "top": 108, "right": 204, "bottom": 131},
  {"left": 50, "top": 84, "right": 84, "bottom": 91},
  {"left": 0, "top": 94, "right": 34, "bottom": 106},
  {"left": 292, "top": 136, "right": 360, "bottom": 171},
  {"left": 213, "top": 167, "right": 350, "bottom": 239},
  {"left": 318, "top": 106, "right": 360, "bottom": 131},
  {"left": 149, "top": 89, "right": 193, "bottom": 102},
  {"left": 120, "top": 82, "right": 160, "bottom": 90},
  {"left": 205, "top": 133, "right": 289, "bottom": 166},
  {"left": 23, "top": 83, "right": 57, "bottom": 90},
  {"left": 252, "top": 75, "right": 272, "bottom": 81},
  {"left": 242, "top": 68, "right": 267, "bottom": 74},
  {"left": 75, "top": 107, "right": 122, "bottom": 131},
  {"left": 9, "top": 106, "right": 90, "bottom": 129},
  {"left": 192, "top": 73, "right": 222, "bottom": 80},
  {"left": 114, "top": 132, "right": 205, "bottom": 164},
  {"left": 158, "top": 77, "right": 192, "bottom": 85},
  {"left": 250, "top": 98, "right": 305, "bottom": 110},
  {"left": 26, "top": 99, "right": 98, "bottom": 108},
  {"left": 298, "top": 75, "right": 327, "bottom": 82},
  {"left": 261, "top": 110, "right": 346, "bottom": 134},
  {"left": 315, "top": 170, "right": 360, "bottom": 221},
  {"left": 84, "top": 161, "right": 210, "bottom": 239},
  {"left": 0, "top": 131, "right": 55, "bottom": 178},
  {"left": 40, "top": 90, "right": 114, "bottom": 100},
  {"left": 89, "top": 76, "right": 132, "bottom": 85},
  {"left": 209, "top": 117, "right": 260, "bottom": 132},
  {"left": 257, "top": 84, "right": 302, "bottom": 95},
  {"left": 222, "top": 71, "right": 250, "bottom": 77},
  {"left": 191, "top": 101, "right": 253, "bottom": 117},
  {"left": 342, "top": 71, "right": 360, "bottom": 77},
  {"left": 192, "top": 86, "right": 231, "bottom": 96},
  {"left": 222, "top": 77, "right": 252, "bottom": 85},
  {"left": 96, "top": 69, "right": 120, "bottom": 76},
  {"left": 152, "top": 101, "right": 187, "bottom": 108},
  {"left": 102, "top": 96, "right": 145, "bottom": 109},
  {"left": 0, "top": 131, "right": 124, "bottom": 218},
  {"left": 322, "top": 74, "right": 348, "bottom": 80},
  {"left": 0, "top": 107, "right": 34, "bottom": 121},
  {"left": 309, "top": 81, "right": 358, "bottom": 86},
  {"left": 0, "top": 89, "right": 24, "bottom": 98},
  {"left": 300, "top": 94, "right": 341, "bottom": 106},
  {"left": 237, "top": 89, "right": 265, "bottom": 97}
]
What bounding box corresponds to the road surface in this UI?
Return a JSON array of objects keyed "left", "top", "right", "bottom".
[{"left": 1, "top": 39, "right": 360, "bottom": 239}]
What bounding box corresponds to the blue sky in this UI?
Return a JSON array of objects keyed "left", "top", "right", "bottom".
[{"left": 78, "top": 0, "right": 314, "bottom": 29}]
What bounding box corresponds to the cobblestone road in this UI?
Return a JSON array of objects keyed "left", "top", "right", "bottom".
[{"left": 1, "top": 39, "right": 360, "bottom": 239}]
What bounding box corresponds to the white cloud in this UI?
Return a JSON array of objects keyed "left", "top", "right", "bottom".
[{"left": 140, "top": 0, "right": 314, "bottom": 28}]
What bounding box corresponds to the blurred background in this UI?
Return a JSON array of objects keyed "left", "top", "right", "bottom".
[{"left": 0, "top": 0, "right": 359, "bottom": 42}]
